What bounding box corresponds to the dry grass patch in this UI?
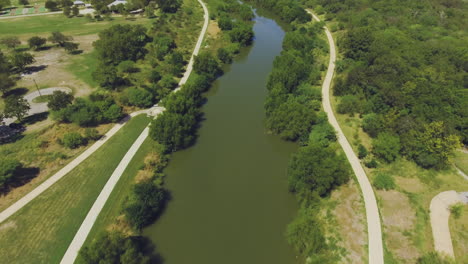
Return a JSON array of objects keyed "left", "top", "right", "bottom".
[
  {"left": 379, "top": 190, "right": 419, "bottom": 262},
  {"left": 449, "top": 205, "right": 468, "bottom": 263},
  {"left": 395, "top": 177, "right": 425, "bottom": 193},
  {"left": 208, "top": 20, "right": 221, "bottom": 38},
  {"left": 330, "top": 180, "right": 367, "bottom": 263}
]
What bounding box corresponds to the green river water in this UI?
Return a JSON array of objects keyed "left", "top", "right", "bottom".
[{"left": 143, "top": 11, "right": 300, "bottom": 264}]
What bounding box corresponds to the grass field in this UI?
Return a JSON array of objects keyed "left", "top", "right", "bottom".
[
  {"left": 0, "top": 15, "right": 152, "bottom": 38},
  {"left": 0, "top": 114, "right": 151, "bottom": 264},
  {"left": 449, "top": 205, "right": 468, "bottom": 263},
  {"left": 67, "top": 49, "right": 99, "bottom": 88},
  {"left": 81, "top": 138, "right": 154, "bottom": 247}
]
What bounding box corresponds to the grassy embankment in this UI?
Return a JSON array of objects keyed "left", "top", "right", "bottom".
[
  {"left": 0, "top": 114, "right": 151, "bottom": 264},
  {"left": 325, "top": 21, "right": 468, "bottom": 264}
]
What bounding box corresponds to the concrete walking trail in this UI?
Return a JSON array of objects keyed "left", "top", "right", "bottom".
[
  {"left": 307, "top": 10, "right": 385, "bottom": 264},
  {"left": 60, "top": 1, "right": 209, "bottom": 262},
  {"left": 430, "top": 191, "right": 467, "bottom": 258}
]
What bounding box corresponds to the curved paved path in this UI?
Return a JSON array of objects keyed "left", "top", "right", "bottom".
[
  {"left": 430, "top": 190, "right": 466, "bottom": 258},
  {"left": 60, "top": 1, "right": 209, "bottom": 263},
  {"left": 3, "top": 87, "right": 71, "bottom": 125},
  {"left": 307, "top": 10, "right": 384, "bottom": 264}
]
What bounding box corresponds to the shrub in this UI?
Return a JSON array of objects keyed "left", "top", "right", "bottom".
[
  {"left": 193, "top": 52, "right": 222, "bottom": 80},
  {"left": 149, "top": 111, "right": 197, "bottom": 152},
  {"left": 45, "top": 0, "right": 58, "bottom": 10},
  {"left": 84, "top": 128, "right": 100, "bottom": 141},
  {"left": 124, "top": 88, "right": 154, "bottom": 108},
  {"left": 62, "top": 132, "right": 86, "bottom": 149},
  {"left": 362, "top": 113, "right": 384, "bottom": 138},
  {"left": 337, "top": 95, "right": 362, "bottom": 115},
  {"left": 373, "top": 133, "right": 401, "bottom": 163},
  {"left": 450, "top": 204, "right": 463, "bottom": 219},
  {"left": 358, "top": 144, "right": 368, "bottom": 159},
  {"left": 416, "top": 252, "right": 453, "bottom": 264},
  {"left": 365, "top": 158, "right": 378, "bottom": 168},
  {"left": 373, "top": 173, "right": 395, "bottom": 190},
  {"left": 28, "top": 36, "right": 47, "bottom": 50},
  {"left": 79, "top": 231, "right": 150, "bottom": 264},
  {"left": 124, "top": 180, "right": 166, "bottom": 229},
  {"left": 117, "top": 60, "right": 137, "bottom": 73},
  {"left": 217, "top": 47, "right": 232, "bottom": 64}
]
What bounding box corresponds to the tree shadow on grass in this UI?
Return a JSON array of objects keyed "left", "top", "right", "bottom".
[
  {"left": 24, "top": 64, "right": 47, "bottom": 74},
  {"left": 71, "top": 49, "right": 83, "bottom": 55},
  {"left": 3, "top": 87, "right": 28, "bottom": 97},
  {"left": 0, "top": 167, "right": 40, "bottom": 195},
  {"left": 20, "top": 112, "right": 49, "bottom": 126}
]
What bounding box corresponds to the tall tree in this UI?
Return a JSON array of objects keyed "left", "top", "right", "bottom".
[
  {"left": 27, "top": 36, "right": 47, "bottom": 50},
  {"left": 9, "top": 52, "right": 35, "bottom": 72},
  {"left": 4, "top": 95, "right": 30, "bottom": 122}
]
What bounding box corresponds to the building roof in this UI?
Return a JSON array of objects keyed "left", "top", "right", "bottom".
[
  {"left": 73, "top": 0, "right": 85, "bottom": 5},
  {"left": 107, "top": 0, "right": 127, "bottom": 7}
]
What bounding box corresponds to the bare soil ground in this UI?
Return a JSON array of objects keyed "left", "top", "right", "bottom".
[{"left": 207, "top": 20, "right": 221, "bottom": 38}]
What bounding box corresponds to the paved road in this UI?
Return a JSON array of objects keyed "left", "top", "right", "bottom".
[
  {"left": 307, "top": 10, "right": 385, "bottom": 264},
  {"left": 60, "top": 1, "right": 209, "bottom": 263},
  {"left": 430, "top": 190, "right": 466, "bottom": 258},
  {"left": 3, "top": 87, "right": 71, "bottom": 125},
  {"left": 0, "top": 11, "right": 62, "bottom": 20}
]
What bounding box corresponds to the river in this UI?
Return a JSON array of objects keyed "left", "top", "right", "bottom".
[{"left": 143, "top": 10, "right": 299, "bottom": 264}]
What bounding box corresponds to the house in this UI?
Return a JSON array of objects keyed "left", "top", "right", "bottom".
[
  {"left": 107, "top": 0, "right": 127, "bottom": 8},
  {"left": 73, "top": 0, "right": 85, "bottom": 6}
]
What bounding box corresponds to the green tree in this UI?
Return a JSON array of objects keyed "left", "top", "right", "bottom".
[
  {"left": 48, "top": 32, "right": 73, "bottom": 47},
  {"left": 155, "top": 0, "right": 181, "bottom": 13},
  {"left": 63, "top": 42, "right": 79, "bottom": 53},
  {"left": 71, "top": 5, "right": 79, "bottom": 16},
  {"left": 0, "top": 50, "right": 15, "bottom": 95},
  {"left": 63, "top": 6, "right": 71, "bottom": 17},
  {"left": 27, "top": 36, "right": 47, "bottom": 50},
  {"left": 124, "top": 180, "right": 166, "bottom": 229},
  {"left": 10, "top": 52, "right": 35, "bottom": 72},
  {"left": 193, "top": 52, "right": 221, "bottom": 80},
  {"left": 44, "top": 0, "right": 58, "bottom": 10},
  {"left": 149, "top": 111, "right": 196, "bottom": 151},
  {"left": 47, "top": 91, "right": 74, "bottom": 111},
  {"left": 4, "top": 95, "right": 30, "bottom": 121},
  {"left": 1, "top": 37, "right": 21, "bottom": 49},
  {"left": 372, "top": 132, "right": 401, "bottom": 163},
  {"left": 19, "top": 0, "right": 29, "bottom": 5},
  {"left": 413, "top": 122, "right": 461, "bottom": 169},
  {"left": 93, "top": 24, "right": 150, "bottom": 65},
  {"left": 288, "top": 144, "right": 350, "bottom": 196},
  {"left": 217, "top": 47, "right": 232, "bottom": 63},
  {"left": 0, "top": 0, "right": 11, "bottom": 10},
  {"left": 362, "top": 113, "right": 384, "bottom": 138},
  {"left": 229, "top": 22, "right": 254, "bottom": 46}
]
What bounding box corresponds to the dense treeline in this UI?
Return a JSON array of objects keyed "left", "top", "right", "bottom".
[
  {"left": 244, "top": 0, "right": 311, "bottom": 23},
  {"left": 265, "top": 24, "right": 326, "bottom": 141},
  {"left": 259, "top": 4, "right": 353, "bottom": 262},
  {"left": 305, "top": 0, "right": 467, "bottom": 169}
]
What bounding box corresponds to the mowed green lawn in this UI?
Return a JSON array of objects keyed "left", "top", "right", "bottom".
[
  {"left": 0, "top": 14, "right": 152, "bottom": 38},
  {"left": 0, "top": 115, "right": 151, "bottom": 264}
]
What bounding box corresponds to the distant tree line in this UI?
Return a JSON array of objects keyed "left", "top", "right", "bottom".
[
  {"left": 244, "top": 0, "right": 311, "bottom": 23},
  {"left": 305, "top": 0, "right": 466, "bottom": 169}
]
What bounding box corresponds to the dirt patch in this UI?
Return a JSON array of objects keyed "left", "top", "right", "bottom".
[
  {"left": 0, "top": 221, "right": 16, "bottom": 233},
  {"left": 331, "top": 181, "right": 367, "bottom": 263},
  {"left": 106, "top": 215, "right": 135, "bottom": 237},
  {"left": 379, "top": 190, "right": 419, "bottom": 262},
  {"left": 207, "top": 20, "right": 221, "bottom": 38},
  {"left": 395, "top": 177, "right": 426, "bottom": 193}
]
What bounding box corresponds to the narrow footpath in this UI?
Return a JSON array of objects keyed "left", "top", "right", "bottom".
[
  {"left": 60, "top": 1, "right": 209, "bottom": 262},
  {"left": 307, "top": 10, "right": 385, "bottom": 264}
]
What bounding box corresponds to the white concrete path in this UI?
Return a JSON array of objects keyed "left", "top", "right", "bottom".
[
  {"left": 60, "top": 1, "right": 209, "bottom": 263},
  {"left": 0, "top": 11, "right": 62, "bottom": 20},
  {"left": 430, "top": 190, "right": 465, "bottom": 258},
  {"left": 307, "top": 10, "right": 385, "bottom": 264}
]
